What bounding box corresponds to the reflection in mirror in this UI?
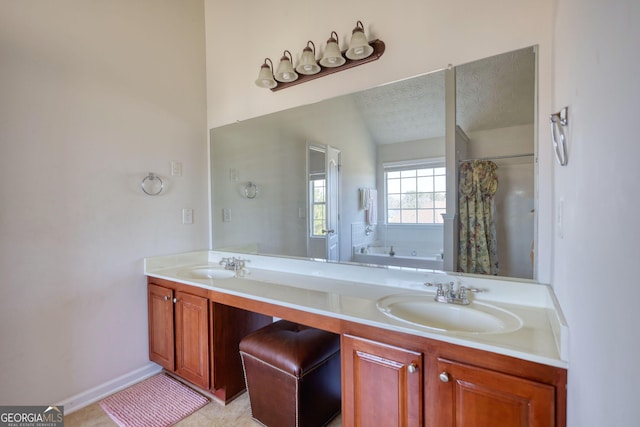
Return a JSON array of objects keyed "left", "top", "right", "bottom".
[
  {"left": 210, "top": 46, "right": 537, "bottom": 281},
  {"left": 455, "top": 46, "right": 536, "bottom": 279},
  {"left": 306, "top": 143, "right": 341, "bottom": 261},
  {"left": 307, "top": 145, "right": 327, "bottom": 259}
]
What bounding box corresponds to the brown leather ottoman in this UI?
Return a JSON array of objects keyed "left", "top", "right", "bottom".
[{"left": 239, "top": 320, "right": 341, "bottom": 427}]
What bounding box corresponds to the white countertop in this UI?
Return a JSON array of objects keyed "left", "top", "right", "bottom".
[{"left": 145, "top": 250, "right": 568, "bottom": 369}]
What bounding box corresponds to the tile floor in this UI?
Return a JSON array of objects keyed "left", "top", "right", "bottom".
[{"left": 65, "top": 389, "right": 342, "bottom": 426}]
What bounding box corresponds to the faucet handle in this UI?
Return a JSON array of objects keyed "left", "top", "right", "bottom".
[
  {"left": 427, "top": 283, "right": 449, "bottom": 303},
  {"left": 458, "top": 286, "right": 468, "bottom": 300},
  {"left": 446, "top": 281, "right": 456, "bottom": 298},
  {"left": 424, "top": 282, "right": 444, "bottom": 295},
  {"left": 457, "top": 286, "right": 484, "bottom": 305}
]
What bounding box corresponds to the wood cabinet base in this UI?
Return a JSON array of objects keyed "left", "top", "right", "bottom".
[
  {"left": 342, "top": 334, "right": 423, "bottom": 427},
  {"left": 147, "top": 276, "right": 566, "bottom": 423},
  {"left": 147, "top": 278, "right": 271, "bottom": 403},
  {"left": 434, "top": 358, "right": 556, "bottom": 427}
]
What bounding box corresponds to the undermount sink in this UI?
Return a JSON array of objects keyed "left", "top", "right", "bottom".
[
  {"left": 376, "top": 293, "right": 522, "bottom": 334},
  {"left": 178, "top": 266, "right": 237, "bottom": 280}
]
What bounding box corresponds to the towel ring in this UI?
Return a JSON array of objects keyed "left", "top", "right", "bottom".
[
  {"left": 550, "top": 107, "right": 568, "bottom": 166},
  {"left": 141, "top": 172, "right": 163, "bottom": 196},
  {"left": 243, "top": 181, "right": 259, "bottom": 199}
]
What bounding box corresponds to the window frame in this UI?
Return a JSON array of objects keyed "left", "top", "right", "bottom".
[
  {"left": 383, "top": 157, "right": 446, "bottom": 226},
  {"left": 309, "top": 175, "right": 327, "bottom": 238}
]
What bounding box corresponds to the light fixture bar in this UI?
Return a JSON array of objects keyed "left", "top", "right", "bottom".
[{"left": 270, "top": 39, "right": 385, "bottom": 92}]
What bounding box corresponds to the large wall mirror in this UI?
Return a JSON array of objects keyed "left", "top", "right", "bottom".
[{"left": 210, "top": 46, "right": 537, "bottom": 281}]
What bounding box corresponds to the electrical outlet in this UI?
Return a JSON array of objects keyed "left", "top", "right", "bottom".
[{"left": 223, "top": 208, "right": 231, "bottom": 222}]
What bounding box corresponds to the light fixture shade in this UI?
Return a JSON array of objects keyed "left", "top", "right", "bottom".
[
  {"left": 274, "top": 50, "right": 299, "bottom": 83},
  {"left": 296, "top": 41, "right": 321, "bottom": 75},
  {"left": 346, "top": 21, "right": 374, "bottom": 60},
  {"left": 255, "top": 59, "right": 277, "bottom": 89},
  {"left": 319, "top": 31, "right": 346, "bottom": 68}
]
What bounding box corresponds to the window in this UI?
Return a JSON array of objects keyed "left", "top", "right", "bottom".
[
  {"left": 310, "top": 178, "right": 326, "bottom": 236},
  {"left": 385, "top": 163, "right": 446, "bottom": 224}
]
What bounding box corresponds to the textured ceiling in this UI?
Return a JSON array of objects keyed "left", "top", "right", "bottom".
[{"left": 351, "top": 46, "right": 535, "bottom": 144}]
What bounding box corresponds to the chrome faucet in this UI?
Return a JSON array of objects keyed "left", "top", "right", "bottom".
[
  {"left": 219, "top": 257, "right": 248, "bottom": 273},
  {"left": 425, "top": 281, "right": 483, "bottom": 305}
]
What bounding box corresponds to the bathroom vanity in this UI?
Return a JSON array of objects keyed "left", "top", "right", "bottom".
[
  {"left": 147, "top": 277, "right": 272, "bottom": 401},
  {"left": 145, "top": 251, "right": 567, "bottom": 427}
]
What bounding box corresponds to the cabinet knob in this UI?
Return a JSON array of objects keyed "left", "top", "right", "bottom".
[
  {"left": 408, "top": 363, "right": 418, "bottom": 374},
  {"left": 439, "top": 372, "right": 450, "bottom": 382},
  {"left": 173, "top": 297, "right": 178, "bottom": 303},
  {"left": 163, "top": 296, "right": 169, "bottom": 301}
]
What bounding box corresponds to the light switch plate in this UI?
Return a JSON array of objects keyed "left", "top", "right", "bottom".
[
  {"left": 171, "top": 161, "right": 183, "bottom": 177},
  {"left": 182, "top": 208, "right": 193, "bottom": 224}
]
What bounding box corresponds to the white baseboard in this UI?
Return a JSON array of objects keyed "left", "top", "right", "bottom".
[{"left": 57, "top": 362, "right": 163, "bottom": 414}]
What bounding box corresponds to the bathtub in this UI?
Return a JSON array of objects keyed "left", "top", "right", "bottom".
[{"left": 352, "top": 246, "right": 444, "bottom": 270}]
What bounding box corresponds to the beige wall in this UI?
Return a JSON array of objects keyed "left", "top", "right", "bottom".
[
  {"left": 553, "top": 0, "right": 640, "bottom": 425},
  {"left": 0, "top": 1, "right": 208, "bottom": 405}
]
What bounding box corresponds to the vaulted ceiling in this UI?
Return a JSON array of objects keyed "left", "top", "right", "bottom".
[{"left": 352, "top": 46, "right": 536, "bottom": 144}]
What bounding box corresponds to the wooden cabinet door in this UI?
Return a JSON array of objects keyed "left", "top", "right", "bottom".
[
  {"left": 434, "top": 358, "right": 555, "bottom": 427},
  {"left": 342, "top": 334, "right": 423, "bottom": 427},
  {"left": 174, "top": 291, "right": 210, "bottom": 389},
  {"left": 148, "top": 283, "right": 174, "bottom": 370}
]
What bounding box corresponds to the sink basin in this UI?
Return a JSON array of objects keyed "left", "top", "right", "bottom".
[
  {"left": 178, "top": 266, "right": 236, "bottom": 280},
  {"left": 376, "top": 293, "right": 522, "bottom": 334}
]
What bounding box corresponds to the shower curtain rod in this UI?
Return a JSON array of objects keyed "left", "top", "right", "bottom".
[{"left": 458, "top": 153, "right": 535, "bottom": 162}]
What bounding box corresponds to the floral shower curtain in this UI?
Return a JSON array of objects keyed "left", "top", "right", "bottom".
[{"left": 458, "top": 160, "right": 499, "bottom": 275}]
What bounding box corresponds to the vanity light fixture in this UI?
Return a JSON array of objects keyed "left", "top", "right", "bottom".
[
  {"left": 345, "top": 21, "right": 374, "bottom": 60},
  {"left": 319, "top": 31, "right": 346, "bottom": 68},
  {"left": 274, "top": 50, "right": 298, "bottom": 83},
  {"left": 255, "top": 20, "right": 385, "bottom": 91},
  {"left": 255, "top": 58, "right": 277, "bottom": 89},
  {"left": 295, "top": 41, "right": 321, "bottom": 75}
]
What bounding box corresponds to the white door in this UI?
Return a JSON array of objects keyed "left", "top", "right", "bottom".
[{"left": 325, "top": 146, "right": 341, "bottom": 261}]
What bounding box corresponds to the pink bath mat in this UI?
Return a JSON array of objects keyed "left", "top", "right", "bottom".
[{"left": 99, "top": 374, "right": 209, "bottom": 427}]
